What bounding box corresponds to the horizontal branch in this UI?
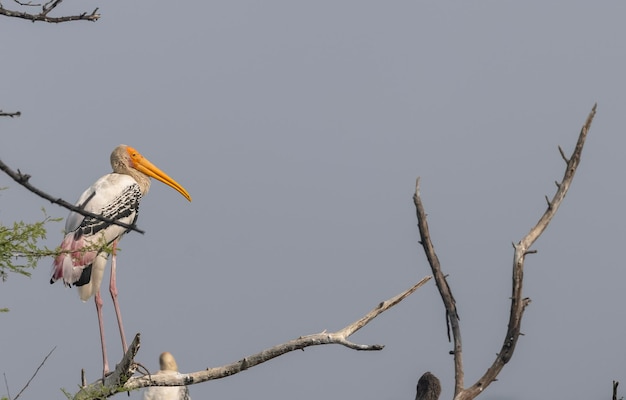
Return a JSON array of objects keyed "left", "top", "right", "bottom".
[
  {"left": 0, "top": 110, "right": 21, "bottom": 117},
  {"left": 0, "top": 158, "right": 144, "bottom": 234},
  {"left": 0, "top": 1, "right": 100, "bottom": 23},
  {"left": 73, "top": 276, "right": 432, "bottom": 399}
]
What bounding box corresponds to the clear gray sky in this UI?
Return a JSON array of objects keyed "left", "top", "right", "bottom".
[{"left": 2, "top": 2, "right": 625, "bottom": 399}]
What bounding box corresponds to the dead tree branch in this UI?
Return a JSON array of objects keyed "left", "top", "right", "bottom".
[
  {"left": 0, "top": 159, "right": 144, "bottom": 234},
  {"left": 13, "top": 346, "right": 56, "bottom": 400},
  {"left": 413, "top": 104, "right": 597, "bottom": 400},
  {"left": 0, "top": 0, "right": 99, "bottom": 23},
  {"left": 413, "top": 178, "right": 463, "bottom": 396},
  {"left": 0, "top": 110, "right": 21, "bottom": 118},
  {"left": 73, "top": 276, "right": 432, "bottom": 399}
]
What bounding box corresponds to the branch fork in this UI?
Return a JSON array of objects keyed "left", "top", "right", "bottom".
[{"left": 413, "top": 104, "right": 597, "bottom": 400}]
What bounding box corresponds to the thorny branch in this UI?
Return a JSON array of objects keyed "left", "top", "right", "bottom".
[
  {"left": 413, "top": 104, "right": 597, "bottom": 400},
  {"left": 0, "top": 159, "right": 144, "bottom": 234},
  {"left": 0, "top": 0, "right": 99, "bottom": 23},
  {"left": 72, "top": 277, "right": 432, "bottom": 399}
]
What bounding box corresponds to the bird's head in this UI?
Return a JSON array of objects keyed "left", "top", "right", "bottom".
[
  {"left": 111, "top": 145, "right": 192, "bottom": 202},
  {"left": 159, "top": 352, "right": 179, "bottom": 372}
]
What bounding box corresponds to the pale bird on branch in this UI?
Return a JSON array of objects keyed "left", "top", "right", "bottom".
[
  {"left": 143, "top": 352, "right": 191, "bottom": 400},
  {"left": 50, "top": 145, "right": 191, "bottom": 376}
]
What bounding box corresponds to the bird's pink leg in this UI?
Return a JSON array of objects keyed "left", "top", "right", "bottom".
[
  {"left": 109, "top": 241, "right": 128, "bottom": 353},
  {"left": 95, "top": 290, "right": 109, "bottom": 377}
]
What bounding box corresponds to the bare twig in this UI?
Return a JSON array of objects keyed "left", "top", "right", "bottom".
[
  {"left": 0, "top": 158, "right": 144, "bottom": 234},
  {"left": 3, "top": 372, "right": 11, "bottom": 400},
  {"left": 0, "top": 110, "right": 21, "bottom": 118},
  {"left": 413, "top": 104, "right": 596, "bottom": 400},
  {"left": 413, "top": 178, "right": 464, "bottom": 397},
  {"left": 614, "top": 381, "right": 619, "bottom": 400},
  {"left": 73, "top": 277, "right": 432, "bottom": 399},
  {"left": 0, "top": 0, "right": 99, "bottom": 23},
  {"left": 13, "top": 0, "right": 42, "bottom": 7},
  {"left": 13, "top": 346, "right": 56, "bottom": 400}
]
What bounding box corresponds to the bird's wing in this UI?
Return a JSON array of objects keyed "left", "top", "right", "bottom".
[
  {"left": 65, "top": 173, "right": 141, "bottom": 238},
  {"left": 51, "top": 173, "right": 142, "bottom": 285}
]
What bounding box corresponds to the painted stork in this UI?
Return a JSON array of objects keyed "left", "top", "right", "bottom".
[
  {"left": 51, "top": 145, "right": 191, "bottom": 376},
  {"left": 142, "top": 352, "right": 191, "bottom": 400}
]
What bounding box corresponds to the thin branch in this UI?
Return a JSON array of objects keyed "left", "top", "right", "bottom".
[
  {"left": 12, "top": 0, "right": 42, "bottom": 7},
  {"left": 0, "top": 110, "right": 21, "bottom": 118},
  {"left": 558, "top": 145, "right": 569, "bottom": 163},
  {"left": 0, "top": 158, "right": 144, "bottom": 234},
  {"left": 40, "top": 0, "right": 59, "bottom": 14},
  {"left": 413, "top": 178, "right": 464, "bottom": 397},
  {"left": 456, "top": 104, "right": 597, "bottom": 400},
  {"left": 13, "top": 346, "right": 56, "bottom": 400},
  {"left": 613, "top": 380, "right": 619, "bottom": 400},
  {"left": 522, "top": 104, "right": 597, "bottom": 249},
  {"left": 0, "top": 1, "right": 99, "bottom": 23},
  {"left": 3, "top": 373, "right": 11, "bottom": 400},
  {"left": 73, "top": 276, "right": 432, "bottom": 399}
]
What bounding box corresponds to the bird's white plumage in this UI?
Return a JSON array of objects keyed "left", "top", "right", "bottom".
[
  {"left": 51, "top": 173, "right": 143, "bottom": 300},
  {"left": 143, "top": 352, "right": 191, "bottom": 400},
  {"left": 66, "top": 173, "right": 141, "bottom": 234},
  {"left": 142, "top": 370, "right": 191, "bottom": 400}
]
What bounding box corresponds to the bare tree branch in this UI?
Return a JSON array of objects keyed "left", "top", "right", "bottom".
[
  {"left": 13, "top": 0, "right": 41, "bottom": 7},
  {"left": 0, "top": 159, "right": 144, "bottom": 234},
  {"left": 459, "top": 104, "right": 597, "bottom": 400},
  {"left": 413, "top": 104, "right": 597, "bottom": 400},
  {"left": 13, "top": 346, "right": 56, "bottom": 400},
  {"left": 0, "top": 0, "right": 99, "bottom": 23},
  {"left": 413, "top": 178, "right": 463, "bottom": 397},
  {"left": 0, "top": 110, "right": 21, "bottom": 118},
  {"left": 72, "top": 276, "right": 432, "bottom": 399}
]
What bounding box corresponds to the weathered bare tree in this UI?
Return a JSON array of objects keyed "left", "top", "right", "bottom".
[
  {"left": 0, "top": 0, "right": 99, "bottom": 23},
  {"left": 412, "top": 104, "right": 597, "bottom": 400},
  {"left": 3, "top": 106, "right": 598, "bottom": 399}
]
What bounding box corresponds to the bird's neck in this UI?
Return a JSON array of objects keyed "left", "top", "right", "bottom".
[{"left": 127, "top": 170, "right": 152, "bottom": 195}]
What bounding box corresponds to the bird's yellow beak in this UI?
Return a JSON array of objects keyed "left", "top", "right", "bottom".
[{"left": 126, "top": 146, "right": 192, "bottom": 202}]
